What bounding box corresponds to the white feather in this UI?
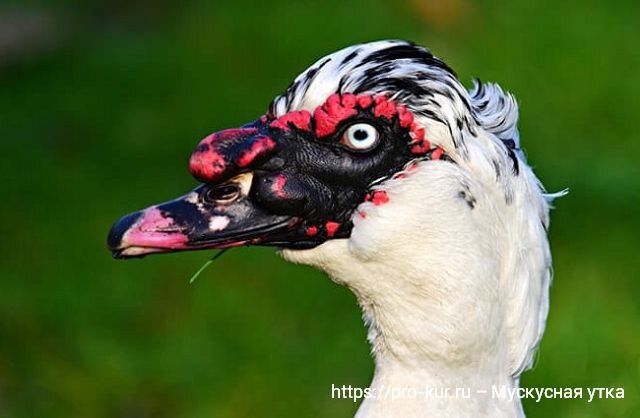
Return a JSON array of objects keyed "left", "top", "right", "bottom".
[{"left": 275, "top": 41, "right": 557, "bottom": 418}]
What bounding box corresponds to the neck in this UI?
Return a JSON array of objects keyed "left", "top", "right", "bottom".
[
  {"left": 350, "top": 254, "right": 525, "bottom": 418},
  {"left": 289, "top": 237, "right": 526, "bottom": 418},
  {"left": 355, "top": 312, "right": 524, "bottom": 418}
]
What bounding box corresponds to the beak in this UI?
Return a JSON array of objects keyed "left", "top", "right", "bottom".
[
  {"left": 108, "top": 118, "right": 306, "bottom": 258},
  {"left": 108, "top": 172, "right": 301, "bottom": 258}
]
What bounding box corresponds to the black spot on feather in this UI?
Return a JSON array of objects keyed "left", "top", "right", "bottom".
[
  {"left": 458, "top": 190, "right": 476, "bottom": 209},
  {"left": 506, "top": 146, "right": 520, "bottom": 175},
  {"left": 339, "top": 49, "right": 360, "bottom": 68},
  {"left": 305, "top": 58, "right": 331, "bottom": 83},
  {"left": 457, "top": 181, "right": 476, "bottom": 209}
]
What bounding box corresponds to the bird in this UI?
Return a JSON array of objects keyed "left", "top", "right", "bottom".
[{"left": 108, "top": 40, "right": 561, "bottom": 418}]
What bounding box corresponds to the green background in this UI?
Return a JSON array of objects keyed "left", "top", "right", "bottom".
[{"left": 1, "top": 0, "right": 638, "bottom": 417}]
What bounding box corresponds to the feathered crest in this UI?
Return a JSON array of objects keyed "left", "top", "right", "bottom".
[
  {"left": 469, "top": 79, "right": 521, "bottom": 148},
  {"left": 270, "top": 40, "right": 525, "bottom": 167}
]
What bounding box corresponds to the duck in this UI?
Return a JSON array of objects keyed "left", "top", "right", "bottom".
[{"left": 108, "top": 40, "right": 561, "bottom": 418}]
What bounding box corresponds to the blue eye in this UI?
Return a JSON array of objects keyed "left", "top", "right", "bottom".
[{"left": 341, "top": 123, "right": 380, "bottom": 151}]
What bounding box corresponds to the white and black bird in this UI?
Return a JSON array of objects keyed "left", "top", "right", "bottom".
[{"left": 108, "top": 40, "right": 560, "bottom": 418}]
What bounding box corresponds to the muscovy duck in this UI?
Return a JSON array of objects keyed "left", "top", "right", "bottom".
[{"left": 108, "top": 40, "right": 560, "bottom": 418}]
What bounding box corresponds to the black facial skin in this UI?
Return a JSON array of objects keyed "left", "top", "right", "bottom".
[
  {"left": 249, "top": 107, "right": 420, "bottom": 247},
  {"left": 108, "top": 104, "right": 440, "bottom": 257}
]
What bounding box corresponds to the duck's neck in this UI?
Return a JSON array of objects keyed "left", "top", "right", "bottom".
[
  {"left": 356, "top": 325, "right": 524, "bottom": 418},
  {"left": 348, "top": 255, "right": 525, "bottom": 418},
  {"left": 285, "top": 230, "right": 531, "bottom": 417}
]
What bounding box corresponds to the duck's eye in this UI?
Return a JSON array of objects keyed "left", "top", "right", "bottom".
[
  {"left": 204, "top": 183, "right": 240, "bottom": 204},
  {"left": 340, "top": 123, "right": 380, "bottom": 151}
]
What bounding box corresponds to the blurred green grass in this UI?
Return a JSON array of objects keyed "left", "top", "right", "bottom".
[{"left": 0, "top": 0, "right": 638, "bottom": 417}]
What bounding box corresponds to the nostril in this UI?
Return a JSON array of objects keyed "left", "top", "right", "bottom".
[{"left": 107, "top": 211, "right": 142, "bottom": 250}]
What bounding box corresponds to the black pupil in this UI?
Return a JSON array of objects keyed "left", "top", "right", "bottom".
[{"left": 353, "top": 128, "right": 369, "bottom": 141}]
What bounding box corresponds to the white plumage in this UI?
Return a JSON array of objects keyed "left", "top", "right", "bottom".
[{"left": 276, "top": 40, "right": 561, "bottom": 418}]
